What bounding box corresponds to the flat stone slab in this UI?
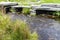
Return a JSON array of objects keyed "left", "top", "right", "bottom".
[
  {"left": 32, "top": 3, "right": 60, "bottom": 11},
  {"left": 40, "top": 3, "right": 60, "bottom": 8},
  {"left": 36, "top": 7, "right": 60, "bottom": 11},
  {"left": 0, "top": 2, "right": 18, "bottom": 6},
  {"left": 11, "top": 6, "right": 31, "bottom": 8}
]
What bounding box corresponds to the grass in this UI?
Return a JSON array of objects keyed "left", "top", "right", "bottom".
[
  {"left": 41, "top": 0, "right": 60, "bottom": 3},
  {"left": 53, "top": 12, "right": 60, "bottom": 17},
  {"left": 0, "top": 13, "right": 38, "bottom": 40},
  {"left": 0, "top": 0, "right": 60, "bottom": 4},
  {"left": 0, "top": 0, "right": 60, "bottom": 5},
  {"left": 23, "top": 8, "right": 30, "bottom": 15}
]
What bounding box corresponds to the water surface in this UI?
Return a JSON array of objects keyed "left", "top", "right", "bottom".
[{"left": 8, "top": 14, "right": 60, "bottom": 40}]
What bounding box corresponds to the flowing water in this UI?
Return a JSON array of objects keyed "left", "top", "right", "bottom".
[{"left": 8, "top": 14, "right": 60, "bottom": 40}]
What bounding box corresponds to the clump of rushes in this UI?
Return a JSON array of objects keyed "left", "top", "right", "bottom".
[
  {"left": 23, "top": 8, "right": 30, "bottom": 15},
  {"left": 53, "top": 12, "right": 60, "bottom": 17},
  {"left": 0, "top": 14, "right": 38, "bottom": 40}
]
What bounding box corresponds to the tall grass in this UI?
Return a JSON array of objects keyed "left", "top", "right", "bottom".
[{"left": 0, "top": 14, "right": 38, "bottom": 40}]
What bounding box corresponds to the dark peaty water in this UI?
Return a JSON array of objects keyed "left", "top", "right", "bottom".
[{"left": 8, "top": 14, "right": 60, "bottom": 40}]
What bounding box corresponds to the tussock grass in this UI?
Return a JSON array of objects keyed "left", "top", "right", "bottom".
[{"left": 0, "top": 14, "right": 38, "bottom": 40}]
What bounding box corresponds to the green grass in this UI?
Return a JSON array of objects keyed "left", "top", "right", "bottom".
[
  {"left": 0, "top": 0, "right": 60, "bottom": 3},
  {"left": 53, "top": 12, "right": 60, "bottom": 16},
  {"left": 0, "top": 14, "right": 38, "bottom": 40},
  {"left": 23, "top": 8, "right": 30, "bottom": 15},
  {"left": 41, "top": 0, "right": 60, "bottom": 3}
]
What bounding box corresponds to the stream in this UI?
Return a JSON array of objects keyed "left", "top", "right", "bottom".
[{"left": 8, "top": 14, "right": 60, "bottom": 40}]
